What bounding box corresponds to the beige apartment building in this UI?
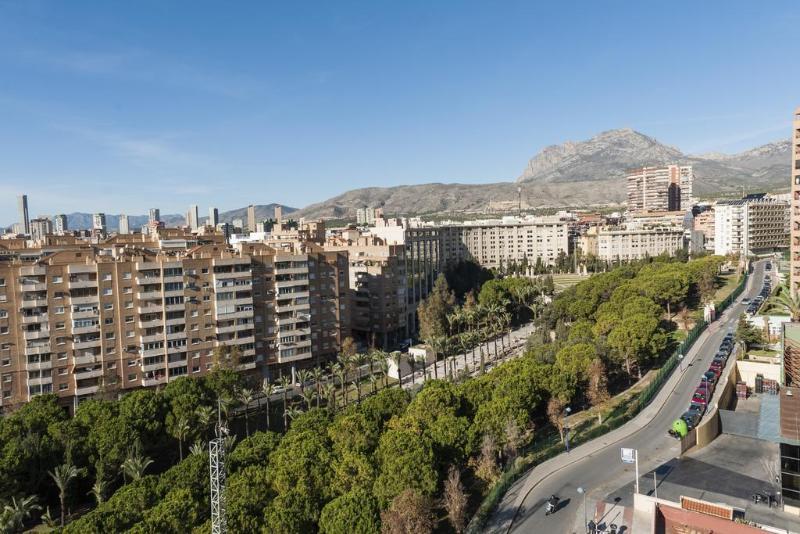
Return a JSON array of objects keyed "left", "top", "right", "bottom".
[
  {"left": 580, "top": 225, "right": 685, "bottom": 262},
  {"left": 792, "top": 107, "right": 800, "bottom": 294},
  {"left": 626, "top": 165, "right": 693, "bottom": 212},
  {"left": 0, "top": 236, "right": 349, "bottom": 412},
  {"left": 325, "top": 234, "right": 407, "bottom": 349}
]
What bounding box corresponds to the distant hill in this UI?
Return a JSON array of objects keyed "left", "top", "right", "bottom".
[
  {"left": 293, "top": 129, "right": 791, "bottom": 219},
  {"left": 3, "top": 204, "right": 297, "bottom": 231}
]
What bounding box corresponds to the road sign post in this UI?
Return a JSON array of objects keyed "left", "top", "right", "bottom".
[{"left": 621, "top": 447, "right": 639, "bottom": 495}]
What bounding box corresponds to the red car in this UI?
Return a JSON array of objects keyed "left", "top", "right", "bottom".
[{"left": 692, "top": 389, "right": 709, "bottom": 406}]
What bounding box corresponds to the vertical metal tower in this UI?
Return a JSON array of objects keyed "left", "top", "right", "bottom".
[{"left": 210, "top": 399, "right": 228, "bottom": 534}]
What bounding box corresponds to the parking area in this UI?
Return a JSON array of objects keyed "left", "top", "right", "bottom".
[{"left": 603, "top": 434, "right": 799, "bottom": 531}]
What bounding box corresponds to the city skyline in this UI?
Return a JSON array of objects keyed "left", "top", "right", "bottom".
[{"left": 1, "top": 1, "right": 799, "bottom": 216}]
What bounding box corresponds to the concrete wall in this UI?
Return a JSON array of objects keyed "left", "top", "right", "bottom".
[
  {"left": 736, "top": 359, "right": 781, "bottom": 388},
  {"left": 693, "top": 349, "right": 738, "bottom": 449}
]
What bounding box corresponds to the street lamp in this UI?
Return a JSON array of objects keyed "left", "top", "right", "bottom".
[
  {"left": 564, "top": 407, "right": 572, "bottom": 452},
  {"left": 577, "top": 486, "right": 587, "bottom": 534},
  {"left": 677, "top": 353, "right": 684, "bottom": 372}
]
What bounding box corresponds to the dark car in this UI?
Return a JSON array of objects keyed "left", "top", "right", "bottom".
[
  {"left": 766, "top": 262, "right": 772, "bottom": 270},
  {"left": 706, "top": 367, "right": 721, "bottom": 379},
  {"left": 681, "top": 409, "right": 702, "bottom": 430},
  {"left": 702, "top": 371, "right": 717, "bottom": 385},
  {"left": 690, "top": 402, "right": 707, "bottom": 415}
]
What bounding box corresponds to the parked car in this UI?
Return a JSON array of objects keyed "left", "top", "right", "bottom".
[
  {"left": 701, "top": 371, "right": 717, "bottom": 385},
  {"left": 690, "top": 402, "right": 707, "bottom": 415},
  {"left": 681, "top": 409, "right": 702, "bottom": 430}
]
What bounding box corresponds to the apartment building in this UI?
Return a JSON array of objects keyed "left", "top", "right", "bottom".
[
  {"left": 325, "top": 234, "right": 407, "bottom": 349},
  {"left": 30, "top": 218, "right": 53, "bottom": 243},
  {"left": 693, "top": 207, "right": 715, "bottom": 253},
  {"left": 626, "top": 165, "right": 693, "bottom": 212},
  {"left": 791, "top": 107, "right": 800, "bottom": 295},
  {"left": 0, "top": 238, "right": 349, "bottom": 412},
  {"left": 53, "top": 215, "right": 68, "bottom": 236},
  {"left": 714, "top": 195, "right": 789, "bottom": 257},
  {"left": 17, "top": 195, "right": 30, "bottom": 235},
  {"left": 580, "top": 224, "right": 685, "bottom": 261}
]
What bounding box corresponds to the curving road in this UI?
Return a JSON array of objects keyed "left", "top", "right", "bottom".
[{"left": 486, "top": 261, "right": 766, "bottom": 534}]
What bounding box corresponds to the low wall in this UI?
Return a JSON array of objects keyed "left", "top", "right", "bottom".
[{"left": 692, "top": 348, "right": 738, "bottom": 450}]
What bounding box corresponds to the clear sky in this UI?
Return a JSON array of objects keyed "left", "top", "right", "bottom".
[{"left": 1, "top": 0, "right": 798, "bottom": 218}]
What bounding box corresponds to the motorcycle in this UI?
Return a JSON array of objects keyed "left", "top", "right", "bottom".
[{"left": 545, "top": 495, "right": 559, "bottom": 516}]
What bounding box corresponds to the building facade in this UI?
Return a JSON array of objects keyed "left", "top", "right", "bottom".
[
  {"left": 0, "top": 238, "right": 349, "bottom": 412},
  {"left": 17, "top": 195, "right": 30, "bottom": 236},
  {"left": 714, "top": 195, "right": 789, "bottom": 257},
  {"left": 53, "top": 215, "right": 68, "bottom": 236},
  {"left": 626, "top": 165, "right": 693, "bottom": 212},
  {"left": 580, "top": 224, "right": 685, "bottom": 261},
  {"left": 791, "top": 107, "right": 800, "bottom": 295}
]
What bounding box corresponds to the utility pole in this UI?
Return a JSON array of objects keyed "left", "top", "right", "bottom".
[
  {"left": 517, "top": 186, "right": 522, "bottom": 216},
  {"left": 210, "top": 398, "right": 228, "bottom": 534}
]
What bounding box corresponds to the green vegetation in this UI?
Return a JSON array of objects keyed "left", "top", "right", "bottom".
[{"left": 0, "top": 255, "right": 729, "bottom": 533}]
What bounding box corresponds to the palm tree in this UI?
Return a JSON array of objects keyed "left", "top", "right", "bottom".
[
  {"left": 284, "top": 406, "right": 303, "bottom": 428},
  {"left": 170, "top": 414, "right": 191, "bottom": 461},
  {"left": 311, "top": 367, "right": 324, "bottom": 408},
  {"left": 260, "top": 380, "right": 274, "bottom": 431},
  {"left": 369, "top": 373, "right": 379, "bottom": 395},
  {"left": 237, "top": 387, "right": 255, "bottom": 437},
  {"left": 295, "top": 369, "right": 312, "bottom": 395},
  {"left": 278, "top": 375, "right": 292, "bottom": 431},
  {"left": 769, "top": 288, "right": 800, "bottom": 321},
  {"left": 301, "top": 388, "right": 316, "bottom": 410},
  {"left": 49, "top": 463, "right": 78, "bottom": 527},
  {"left": 2, "top": 495, "right": 40, "bottom": 532},
  {"left": 322, "top": 382, "right": 337, "bottom": 413},
  {"left": 354, "top": 353, "right": 369, "bottom": 391},
  {"left": 122, "top": 449, "right": 153, "bottom": 483},
  {"left": 190, "top": 440, "right": 206, "bottom": 456},
  {"left": 196, "top": 405, "right": 215, "bottom": 441},
  {"left": 89, "top": 478, "right": 108, "bottom": 505},
  {"left": 352, "top": 378, "right": 362, "bottom": 403},
  {"left": 390, "top": 351, "right": 404, "bottom": 388},
  {"left": 378, "top": 357, "right": 390, "bottom": 389},
  {"left": 332, "top": 363, "right": 348, "bottom": 407},
  {"left": 428, "top": 336, "right": 446, "bottom": 380}
]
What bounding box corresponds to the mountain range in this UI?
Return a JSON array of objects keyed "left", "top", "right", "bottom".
[{"left": 293, "top": 129, "right": 791, "bottom": 218}]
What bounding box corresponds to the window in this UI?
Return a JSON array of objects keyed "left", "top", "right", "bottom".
[
  {"left": 128, "top": 359, "right": 137, "bottom": 367},
  {"left": 104, "top": 303, "right": 113, "bottom": 311},
  {"left": 128, "top": 373, "right": 137, "bottom": 381},
  {"left": 0, "top": 310, "right": 6, "bottom": 319},
  {"left": 59, "top": 383, "right": 67, "bottom": 391},
  {"left": 0, "top": 327, "right": 7, "bottom": 335},
  {"left": 57, "top": 337, "right": 66, "bottom": 345},
  {"left": 127, "top": 331, "right": 134, "bottom": 338},
  {"left": 102, "top": 273, "right": 112, "bottom": 281},
  {"left": 102, "top": 288, "right": 113, "bottom": 296},
  {"left": 125, "top": 315, "right": 134, "bottom": 323},
  {"left": 123, "top": 287, "right": 132, "bottom": 294},
  {"left": 125, "top": 301, "right": 133, "bottom": 309},
  {"left": 54, "top": 306, "right": 65, "bottom": 314},
  {"left": 56, "top": 322, "right": 65, "bottom": 330},
  {"left": 1, "top": 359, "right": 9, "bottom": 366},
  {"left": 104, "top": 317, "right": 113, "bottom": 325},
  {"left": 123, "top": 272, "right": 132, "bottom": 280},
  {"left": 51, "top": 276, "right": 62, "bottom": 284}
]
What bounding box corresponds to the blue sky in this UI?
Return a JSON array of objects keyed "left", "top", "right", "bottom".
[{"left": 1, "top": 1, "right": 798, "bottom": 217}]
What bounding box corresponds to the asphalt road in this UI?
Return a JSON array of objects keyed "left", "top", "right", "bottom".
[{"left": 492, "top": 261, "right": 766, "bottom": 534}]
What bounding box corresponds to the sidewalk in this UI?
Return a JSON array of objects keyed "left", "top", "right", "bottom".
[{"left": 484, "top": 276, "right": 753, "bottom": 533}]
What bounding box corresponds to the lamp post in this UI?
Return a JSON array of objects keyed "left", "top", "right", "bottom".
[
  {"left": 564, "top": 407, "right": 572, "bottom": 452},
  {"left": 677, "top": 353, "right": 684, "bottom": 372},
  {"left": 577, "top": 486, "right": 587, "bottom": 534}
]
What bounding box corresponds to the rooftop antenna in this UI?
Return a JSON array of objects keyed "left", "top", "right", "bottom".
[{"left": 210, "top": 398, "right": 229, "bottom": 534}]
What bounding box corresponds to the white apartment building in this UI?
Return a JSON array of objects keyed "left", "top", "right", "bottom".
[
  {"left": 580, "top": 224, "right": 685, "bottom": 261},
  {"left": 53, "top": 215, "right": 68, "bottom": 236},
  {"left": 714, "top": 195, "right": 789, "bottom": 257}
]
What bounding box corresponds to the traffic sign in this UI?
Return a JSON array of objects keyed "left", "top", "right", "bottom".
[{"left": 620, "top": 447, "right": 636, "bottom": 464}]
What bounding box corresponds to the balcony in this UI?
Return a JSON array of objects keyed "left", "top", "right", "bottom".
[
  {"left": 25, "top": 344, "right": 51, "bottom": 355},
  {"left": 23, "top": 329, "right": 50, "bottom": 341},
  {"left": 19, "top": 265, "right": 46, "bottom": 276},
  {"left": 72, "top": 325, "right": 99, "bottom": 336},
  {"left": 70, "top": 295, "right": 99, "bottom": 306},
  {"left": 168, "top": 358, "right": 188, "bottom": 369},
  {"left": 141, "top": 333, "right": 163, "bottom": 344},
  {"left": 141, "top": 375, "right": 167, "bottom": 387},
  {"left": 72, "top": 309, "right": 99, "bottom": 320},
  {"left": 75, "top": 385, "right": 99, "bottom": 396},
  {"left": 137, "top": 304, "right": 163, "bottom": 314},
  {"left": 163, "top": 289, "right": 184, "bottom": 298},
  {"left": 20, "top": 299, "right": 48, "bottom": 308},
  {"left": 137, "top": 290, "right": 162, "bottom": 300},
  {"left": 73, "top": 339, "right": 101, "bottom": 350},
  {"left": 21, "top": 282, "right": 47, "bottom": 292},
  {"left": 274, "top": 266, "right": 308, "bottom": 275},
  {"left": 74, "top": 368, "right": 103, "bottom": 379},
  {"left": 237, "top": 360, "right": 257, "bottom": 370},
  {"left": 25, "top": 359, "right": 52, "bottom": 371},
  {"left": 21, "top": 314, "right": 47, "bottom": 324},
  {"left": 212, "top": 269, "right": 251, "bottom": 279},
  {"left": 67, "top": 264, "right": 95, "bottom": 274},
  {"left": 138, "top": 318, "right": 163, "bottom": 329},
  {"left": 163, "top": 275, "right": 184, "bottom": 284},
  {"left": 141, "top": 346, "right": 165, "bottom": 358},
  {"left": 27, "top": 376, "right": 53, "bottom": 387},
  {"left": 275, "top": 278, "right": 309, "bottom": 289},
  {"left": 135, "top": 276, "right": 161, "bottom": 285},
  {"left": 165, "top": 317, "right": 185, "bottom": 326},
  {"left": 214, "top": 308, "right": 253, "bottom": 320},
  {"left": 232, "top": 335, "right": 255, "bottom": 345},
  {"left": 73, "top": 354, "right": 98, "bottom": 366},
  {"left": 68, "top": 279, "right": 97, "bottom": 290},
  {"left": 216, "top": 323, "right": 251, "bottom": 334},
  {"left": 164, "top": 302, "right": 185, "bottom": 312}
]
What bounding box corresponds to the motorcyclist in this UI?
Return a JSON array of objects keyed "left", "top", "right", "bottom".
[{"left": 545, "top": 494, "right": 559, "bottom": 515}]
